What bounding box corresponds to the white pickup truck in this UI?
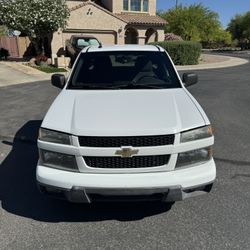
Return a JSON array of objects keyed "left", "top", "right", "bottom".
[{"left": 36, "top": 45, "right": 216, "bottom": 203}]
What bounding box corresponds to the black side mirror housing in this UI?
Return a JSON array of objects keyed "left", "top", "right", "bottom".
[
  {"left": 51, "top": 74, "right": 66, "bottom": 89},
  {"left": 182, "top": 72, "right": 198, "bottom": 87}
]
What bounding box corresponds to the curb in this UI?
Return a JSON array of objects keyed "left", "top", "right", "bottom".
[{"left": 176, "top": 55, "right": 249, "bottom": 71}]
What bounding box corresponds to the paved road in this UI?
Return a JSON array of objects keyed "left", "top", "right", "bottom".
[{"left": 0, "top": 55, "right": 250, "bottom": 249}]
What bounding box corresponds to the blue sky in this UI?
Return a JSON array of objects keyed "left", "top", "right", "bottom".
[{"left": 156, "top": 0, "right": 250, "bottom": 28}]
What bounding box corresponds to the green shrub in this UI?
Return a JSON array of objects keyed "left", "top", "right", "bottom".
[
  {"left": 151, "top": 41, "right": 202, "bottom": 65},
  {"left": 30, "top": 65, "right": 67, "bottom": 73}
]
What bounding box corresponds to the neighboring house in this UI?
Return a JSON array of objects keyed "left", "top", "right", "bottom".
[{"left": 51, "top": 0, "right": 166, "bottom": 61}]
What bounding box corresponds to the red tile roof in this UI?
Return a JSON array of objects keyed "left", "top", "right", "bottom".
[{"left": 115, "top": 13, "right": 167, "bottom": 26}]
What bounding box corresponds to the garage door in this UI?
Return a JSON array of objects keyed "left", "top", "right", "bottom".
[{"left": 63, "top": 30, "right": 116, "bottom": 46}]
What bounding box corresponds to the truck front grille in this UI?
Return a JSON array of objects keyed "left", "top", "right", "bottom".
[
  {"left": 78, "top": 135, "right": 175, "bottom": 147},
  {"left": 84, "top": 155, "right": 170, "bottom": 169}
]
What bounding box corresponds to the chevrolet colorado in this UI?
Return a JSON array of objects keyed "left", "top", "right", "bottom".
[{"left": 37, "top": 45, "right": 216, "bottom": 203}]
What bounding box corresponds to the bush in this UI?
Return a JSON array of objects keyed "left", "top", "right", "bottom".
[
  {"left": 0, "top": 48, "right": 10, "bottom": 60},
  {"left": 151, "top": 41, "right": 202, "bottom": 65},
  {"left": 30, "top": 65, "right": 67, "bottom": 73}
]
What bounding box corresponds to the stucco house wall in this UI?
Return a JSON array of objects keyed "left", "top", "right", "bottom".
[
  {"left": 51, "top": 0, "right": 166, "bottom": 63},
  {"left": 112, "top": 0, "right": 123, "bottom": 14},
  {"left": 148, "top": 0, "right": 156, "bottom": 16},
  {"left": 51, "top": 2, "right": 127, "bottom": 60}
]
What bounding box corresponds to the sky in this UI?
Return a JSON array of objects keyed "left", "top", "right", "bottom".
[{"left": 156, "top": 0, "right": 250, "bottom": 28}]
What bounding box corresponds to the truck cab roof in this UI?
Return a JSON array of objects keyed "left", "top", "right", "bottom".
[{"left": 81, "top": 45, "right": 165, "bottom": 53}]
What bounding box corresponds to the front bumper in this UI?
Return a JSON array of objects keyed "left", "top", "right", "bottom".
[
  {"left": 36, "top": 159, "right": 216, "bottom": 203},
  {"left": 38, "top": 182, "right": 214, "bottom": 203}
]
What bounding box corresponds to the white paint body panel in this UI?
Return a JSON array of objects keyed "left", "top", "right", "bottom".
[
  {"left": 37, "top": 45, "right": 216, "bottom": 199},
  {"left": 37, "top": 159, "right": 216, "bottom": 190},
  {"left": 42, "top": 89, "right": 207, "bottom": 136}
]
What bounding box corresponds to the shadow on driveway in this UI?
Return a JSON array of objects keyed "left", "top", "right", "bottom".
[{"left": 0, "top": 120, "right": 173, "bottom": 222}]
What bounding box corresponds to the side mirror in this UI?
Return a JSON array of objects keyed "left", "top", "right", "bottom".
[
  {"left": 51, "top": 74, "right": 66, "bottom": 89},
  {"left": 182, "top": 72, "right": 198, "bottom": 87}
]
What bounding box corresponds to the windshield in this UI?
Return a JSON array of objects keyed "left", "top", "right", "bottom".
[
  {"left": 76, "top": 38, "right": 99, "bottom": 47},
  {"left": 68, "top": 51, "right": 181, "bottom": 89}
]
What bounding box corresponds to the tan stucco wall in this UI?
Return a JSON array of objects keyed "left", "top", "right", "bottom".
[
  {"left": 112, "top": 0, "right": 123, "bottom": 13},
  {"left": 67, "top": 0, "right": 157, "bottom": 15},
  {"left": 51, "top": 30, "right": 65, "bottom": 59},
  {"left": 127, "top": 26, "right": 165, "bottom": 45},
  {"left": 51, "top": 3, "right": 127, "bottom": 59},
  {"left": 137, "top": 28, "right": 147, "bottom": 45},
  {"left": 67, "top": 4, "right": 125, "bottom": 31},
  {"left": 157, "top": 28, "right": 165, "bottom": 42},
  {"left": 66, "top": 1, "right": 82, "bottom": 9},
  {"left": 51, "top": 1, "right": 164, "bottom": 62},
  {"left": 148, "top": 0, "right": 156, "bottom": 16}
]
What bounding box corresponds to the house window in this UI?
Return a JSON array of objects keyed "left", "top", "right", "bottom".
[
  {"left": 131, "top": 0, "right": 141, "bottom": 11},
  {"left": 143, "top": 0, "right": 148, "bottom": 12},
  {"left": 123, "top": 0, "right": 129, "bottom": 11},
  {"left": 123, "top": 0, "right": 149, "bottom": 12}
]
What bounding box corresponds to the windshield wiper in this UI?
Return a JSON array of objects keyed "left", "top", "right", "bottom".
[
  {"left": 116, "top": 83, "right": 165, "bottom": 89},
  {"left": 70, "top": 84, "right": 118, "bottom": 90}
]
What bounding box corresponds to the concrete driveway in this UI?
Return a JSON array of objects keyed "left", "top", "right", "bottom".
[
  {"left": 0, "top": 63, "right": 38, "bottom": 87},
  {"left": 0, "top": 54, "right": 250, "bottom": 249}
]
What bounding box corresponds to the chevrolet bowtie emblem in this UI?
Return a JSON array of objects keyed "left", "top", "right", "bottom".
[{"left": 115, "top": 147, "right": 139, "bottom": 158}]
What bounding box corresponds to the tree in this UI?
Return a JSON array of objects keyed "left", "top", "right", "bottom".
[
  {"left": 159, "top": 4, "right": 230, "bottom": 45},
  {"left": 228, "top": 12, "right": 250, "bottom": 48},
  {"left": 0, "top": 25, "right": 7, "bottom": 36},
  {"left": 214, "top": 29, "right": 232, "bottom": 46},
  {"left": 0, "top": 0, "right": 70, "bottom": 55}
]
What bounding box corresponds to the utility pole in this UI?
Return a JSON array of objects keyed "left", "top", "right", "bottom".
[{"left": 176, "top": 0, "right": 178, "bottom": 9}]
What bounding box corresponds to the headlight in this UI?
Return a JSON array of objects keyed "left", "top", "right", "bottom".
[
  {"left": 181, "top": 126, "right": 213, "bottom": 143},
  {"left": 176, "top": 147, "right": 212, "bottom": 168},
  {"left": 40, "top": 149, "right": 78, "bottom": 172},
  {"left": 39, "top": 128, "right": 71, "bottom": 145}
]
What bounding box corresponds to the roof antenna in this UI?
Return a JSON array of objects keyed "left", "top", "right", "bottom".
[{"left": 98, "top": 42, "right": 103, "bottom": 48}]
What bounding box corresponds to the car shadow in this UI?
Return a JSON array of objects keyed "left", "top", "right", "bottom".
[{"left": 0, "top": 120, "right": 173, "bottom": 222}]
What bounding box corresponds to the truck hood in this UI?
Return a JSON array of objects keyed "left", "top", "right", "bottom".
[{"left": 42, "top": 89, "right": 207, "bottom": 136}]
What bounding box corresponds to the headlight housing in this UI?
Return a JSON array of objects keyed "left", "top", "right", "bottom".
[
  {"left": 39, "top": 128, "right": 71, "bottom": 145},
  {"left": 176, "top": 147, "right": 212, "bottom": 168},
  {"left": 181, "top": 125, "right": 213, "bottom": 143},
  {"left": 39, "top": 149, "right": 79, "bottom": 172}
]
